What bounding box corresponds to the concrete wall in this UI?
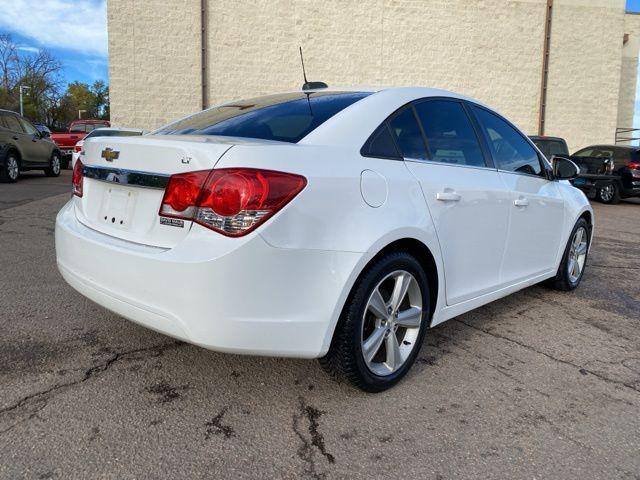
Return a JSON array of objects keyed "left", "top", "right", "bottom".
[
  {"left": 617, "top": 13, "right": 640, "bottom": 141},
  {"left": 107, "top": 0, "right": 635, "bottom": 151}
]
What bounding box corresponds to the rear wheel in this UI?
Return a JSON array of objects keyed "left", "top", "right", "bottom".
[
  {"left": 44, "top": 152, "right": 61, "bottom": 177},
  {"left": 546, "top": 218, "right": 590, "bottom": 291},
  {"left": 597, "top": 182, "right": 620, "bottom": 204},
  {"left": 319, "top": 252, "right": 430, "bottom": 392},
  {"left": 0, "top": 153, "right": 20, "bottom": 183}
]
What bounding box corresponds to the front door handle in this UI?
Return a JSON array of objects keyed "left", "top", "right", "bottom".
[
  {"left": 514, "top": 197, "right": 529, "bottom": 207},
  {"left": 436, "top": 191, "right": 461, "bottom": 202},
  {"left": 12, "top": 136, "right": 18, "bottom": 140}
]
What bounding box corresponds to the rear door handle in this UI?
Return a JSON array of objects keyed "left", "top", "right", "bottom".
[
  {"left": 514, "top": 197, "right": 529, "bottom": 207},
  {"left": 436, "top": 191, "right": 461, "bottom": 202}
]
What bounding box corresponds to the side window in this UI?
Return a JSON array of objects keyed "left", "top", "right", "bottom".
[
  {"left": 361, "top": 123, "right": 401, "bottom": 159},
  {"left": 472, "top": 106, "right": 542, "bottom": 176},
  {"left": 0, "top": 113, "right": 8, "bottom": 130},
  {"left": 414, "top": 100, "right": 486, "bottom": 167},
  {"left": 612, "top": 148, "right": 631, "bottom": 163},
  {"left": 4, "top": 114, "right": 25, "bottom": 133},
  {"left": 18, "top": 118, "right": 38, "bottom": 136},
  {"left": 388, "top": 107, "right": 428, "bottom": 160}
]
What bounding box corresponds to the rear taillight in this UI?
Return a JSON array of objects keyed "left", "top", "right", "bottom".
[
  {"left": 159, "top": 168, "right": 306, "bottom": 237},
  {"left": 628, "top": 161, "right": 640, "bottom": 170},
  {"left": 73, "top": 144, "right": 82, "bottom": 153},
  {"left": 72, "top": 159, "right": 83, "bottom": 197}
]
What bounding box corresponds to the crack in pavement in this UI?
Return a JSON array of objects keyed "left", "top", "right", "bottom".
[
  {"left": 455, "top": 319, "right": 640, "bottom": 395},
  {"left": 0, "top": 340, "right": 185, "bottom": 433},
  {"left": 292, "top": 397, "right": 335, "bottom": 480}
]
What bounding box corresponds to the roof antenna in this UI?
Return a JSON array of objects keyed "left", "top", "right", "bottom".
[{"left": 299, "top": 47, "right": 328, "bottom": 91}]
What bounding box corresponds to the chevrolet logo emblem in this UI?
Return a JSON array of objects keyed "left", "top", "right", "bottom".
[{"left": 101, "top": 148, "right": 120, "bottom": 162}]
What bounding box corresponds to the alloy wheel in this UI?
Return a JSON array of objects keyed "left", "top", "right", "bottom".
[
  {"left": 7, "top": 156, "right": 18, "bottom": 181},
  {"left": 361, "top": 270, "right": 423, "bottom": 376},
  {"left": 52, "top": 154, "right": 61, "bottom": 175},
  {"left": 567, "top": 226, "right": 588, "bottom": 283},
  {"left": 599, "top": 184, "right": 614, "bottom": 202}
]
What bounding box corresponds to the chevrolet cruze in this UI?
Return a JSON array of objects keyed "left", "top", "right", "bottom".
[{"left": 55, "top": 87, "right": 592, "bottom": 391}]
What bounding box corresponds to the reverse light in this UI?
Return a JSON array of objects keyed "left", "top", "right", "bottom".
[
  {"left": 159, "top": 168, "right": 306, "bottom": 236},
  {"left": 72, "top": 159, "right": 83, "bottom": 197}
]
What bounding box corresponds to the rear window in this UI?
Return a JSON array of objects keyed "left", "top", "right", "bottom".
[{"left": 155, "top": 91, "right": 371, "bottom": 143}]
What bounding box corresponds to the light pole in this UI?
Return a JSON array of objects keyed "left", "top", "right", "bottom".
[
  {"left": 78, "top": 109, "right": 87, "bottom": 119},
  {"left": 19, "top": 85, "right": 30, "bottom": 117}
]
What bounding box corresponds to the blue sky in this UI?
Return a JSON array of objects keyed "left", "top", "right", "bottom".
[
  {"left": 0, "top": 0, "right": 107, "bottom": 87},
  {"left": 628, "top": 0, "right": 640, "bottom": 12}
]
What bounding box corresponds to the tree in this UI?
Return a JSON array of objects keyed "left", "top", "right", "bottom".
[{"left": 0, "top": 34, "right": 110, "bottom": 128}]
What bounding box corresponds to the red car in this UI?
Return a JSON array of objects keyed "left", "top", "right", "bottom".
[{"left": 51, "top": 119, "right": 110, "bottom": 167}]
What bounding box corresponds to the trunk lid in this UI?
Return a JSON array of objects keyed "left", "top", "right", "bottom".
[{"left": 74, "top": 135, "right": 237, "bottom": 248}]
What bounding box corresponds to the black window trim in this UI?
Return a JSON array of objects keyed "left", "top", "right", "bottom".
[
  {"left": 360, "top": 97, "right": 496, "bottom": 172},
  {"left": 467, "top": 102, "right": 552, "bottom": 180}
]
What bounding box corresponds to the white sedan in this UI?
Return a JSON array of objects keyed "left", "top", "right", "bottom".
[
  {"left": 55, "top": 87, "right": 592, "bottom": 391},
  {"left": 71, "top": 127, "right": 144, "bottom": 168}
]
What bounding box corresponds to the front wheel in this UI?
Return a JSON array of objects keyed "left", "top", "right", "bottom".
[
  {"left": 44, "top": 152, "right": 61, "bottom": 177},
  {"left": 546, "top": 218, "right": 590, "bottom": 291},
  {"left": 319, "top": 252, "right": 430, "bottom": 392},
  {"left": 597, "top": 182, "right": 620, "bottom": 204}
]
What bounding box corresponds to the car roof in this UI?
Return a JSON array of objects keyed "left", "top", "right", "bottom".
[
  {"left": 299, "top": 86, "right": 492, "bottom": 147},
  {"left": 90, "top": 127, "right": 143, "bottom": 132},
  {"left": 578, "top": 144, "right": 639, "bottom": 151}
]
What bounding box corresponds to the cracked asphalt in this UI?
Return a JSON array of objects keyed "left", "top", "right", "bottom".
[{"left": 1, "top": 170, "right": 639, "bottom": 479}]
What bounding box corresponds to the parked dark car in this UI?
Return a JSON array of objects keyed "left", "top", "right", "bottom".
[
  {"left": 529, "top": 135, "right": 570, "bottom": 159},
  {"left": 571, "top": 145, "right": 640, "bottom": 204},
  {"left": 0, "top": 109, "right": 62, "bottom": 183}
]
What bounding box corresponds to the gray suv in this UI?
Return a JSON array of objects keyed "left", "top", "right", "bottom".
[{"left": 0, "top": 109, "right": 61, "bottom": 183}]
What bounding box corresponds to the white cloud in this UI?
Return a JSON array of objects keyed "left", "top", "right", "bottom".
[
  {"left": 0, "top": 0, "right": 107, "bottom": 57},
  {"left": 16, "top": 45, "right": 40, "bottom": 53}
]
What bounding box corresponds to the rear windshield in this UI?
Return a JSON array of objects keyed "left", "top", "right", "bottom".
[
  {"left": 86, "top": 129, "right": 142, "bottom": 139},
  {"left": 155, "top": 91, "right": 371, "bottom": 143}
]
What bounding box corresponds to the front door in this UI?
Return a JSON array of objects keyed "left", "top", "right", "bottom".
[
  {"left": 390, "top": 99, "right": 511, "bottom": 305},
  {"left": 470, "top": 105, "right": 565, "bottom": 283}
]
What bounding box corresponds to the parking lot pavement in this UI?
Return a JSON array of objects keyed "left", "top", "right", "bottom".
[
  {"left": 0, "top": 188, "right": 638, "bottom": 480},
  {"left": 0, "top": 170, "right": 72, "bottom": 211}
]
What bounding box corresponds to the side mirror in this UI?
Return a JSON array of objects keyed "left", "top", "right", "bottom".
[
  {"left": 551, "top": 155, "right": 579, "bottom": 180},
  {"left": 41, "top": 130, "right": 50, "bottom": 138}
]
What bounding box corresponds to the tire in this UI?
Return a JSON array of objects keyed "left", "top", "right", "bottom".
[
  {"left": 546, "top": 218, "right": 590, "bottom": 291},
  {"left": 319, "top": 251, "right": 430, "bottom": 392},
  {"left": 44, "top": 151, "right": 61, "bottom": 177},
  {"left": 596, "top": 182, "right": 620, "bottom": 204},
  {"left": 0, "top": 152, "right": 20, "bottom": 183}
]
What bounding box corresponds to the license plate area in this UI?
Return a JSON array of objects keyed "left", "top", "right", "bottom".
[{"left": 98, "top": 187, "right": 136, "bottom": 230}]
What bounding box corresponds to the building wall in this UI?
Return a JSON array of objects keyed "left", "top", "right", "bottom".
[
  {"left": 617, "top": 13, "right": 640, "bottom": 139},
  {"left": 107, "top": 0, "right": 201, "bottom": 128},
  {"left": 108, "top": 0, "right": 635, "bottom": 151}
]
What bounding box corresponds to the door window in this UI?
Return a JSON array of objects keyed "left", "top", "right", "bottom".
[
  {"left": 4, "top": 114, "right": 25, "bottom": 133},
  {"left": 414, "top": 100, "right": 486, "bottom": 167},
  {"left": 472, "top": 106, "right": 542, "bottom": 176},
  {"left": 388, "top": 107, "right": 428, "bottom": 160},
  {"left": 18, "top": 118, "right": 38, "bottom": 136}
]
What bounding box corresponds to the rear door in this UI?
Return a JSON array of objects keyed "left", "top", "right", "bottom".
[
  {"left": 397, "top": 98, "right": 511, "bottom": 305},
  {"left": 18, "top": 117, "right": 50, "bottom": 165},
  {"left": 3, "top": 113, "right": 39, "bottom": 165},
  {"left": 470, "top": 105, "right": 564, "bottom": 283}
]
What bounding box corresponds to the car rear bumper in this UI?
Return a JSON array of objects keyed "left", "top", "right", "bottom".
[{"left": 55, "top": 201, "right": 362, "bottom": 358}]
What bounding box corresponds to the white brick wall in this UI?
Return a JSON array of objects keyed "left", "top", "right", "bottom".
[{"left": 108, "top": 0, "right": 636, "bottom": 151}]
